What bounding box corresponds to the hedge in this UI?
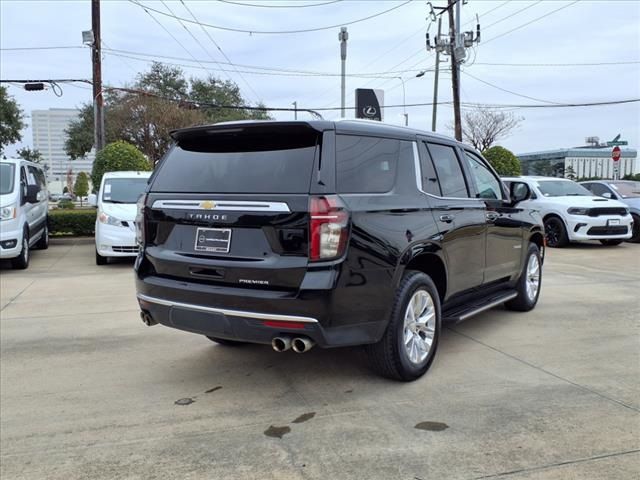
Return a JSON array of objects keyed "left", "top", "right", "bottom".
[{"left": 49, "top": 209, "right": 96, "bottom": 236}]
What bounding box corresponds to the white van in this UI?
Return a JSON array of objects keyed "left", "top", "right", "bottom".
[
  {"left": 0, "top": 158, "right": 49, "bottom": 269},
  {"left": 89, "top": 171, "right": 151, "bottom": 265}
]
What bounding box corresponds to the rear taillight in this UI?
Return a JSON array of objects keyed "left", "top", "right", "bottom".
[
  {"left": 309, "top": 195, "right": 349, "bottom": 261},
  {"left": 135, "top": 193, "right": 147, "bottom": 246}
]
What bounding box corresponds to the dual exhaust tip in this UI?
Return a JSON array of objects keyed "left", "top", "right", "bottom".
[
  {"left": 272, "top": 336, "right": 315, "bottom": 353},
  {"left": 140, "top": 311, "right": 157, "bottom": 327}
]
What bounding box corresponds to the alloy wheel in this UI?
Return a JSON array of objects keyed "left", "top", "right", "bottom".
[{"left": 402, "top": 290, "right": 436, "bottom": 365}]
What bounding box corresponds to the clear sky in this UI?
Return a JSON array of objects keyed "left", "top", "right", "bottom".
[{"left": 1, "top": 0, "right": 639, "bottom": 156}]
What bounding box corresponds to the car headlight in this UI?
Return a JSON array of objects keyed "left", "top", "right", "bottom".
[
  {"left": 98, "top": 212, "right": 124, "bottom": 227},
  {"left": 567, "top": 207, "right": 589, "bottom": 215},
  {"left": 0, "top": 204, "right": 16, "bottom": 221}
]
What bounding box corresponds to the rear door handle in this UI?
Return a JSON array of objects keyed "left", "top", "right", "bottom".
[
  {"left": 486, "top": 212, "right": 500, "bottom": 222},
  {"left": 439, "top": 214, "right": 455, "bottom": 223}
]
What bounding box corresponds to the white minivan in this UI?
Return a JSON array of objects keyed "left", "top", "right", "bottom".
[
  {"left": 0, "top": 158, "right": 49, "bottom": 269},
  {"left": 89, "top": 171, "right": 151, "bottom": 265}
]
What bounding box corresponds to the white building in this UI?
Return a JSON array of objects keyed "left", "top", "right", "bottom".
[
  {"left": 517, "top": 146, "right": 637, "bottom": 179},
  {"left": 31, "top": 108, "right": 95, "bottom": 191}
]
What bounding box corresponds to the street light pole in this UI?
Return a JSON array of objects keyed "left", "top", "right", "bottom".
[
  {"left": 91, "top": 0, "right": 104, "bottom": 151},
  {"left": 396, "top": 77, "right": 407, "bottom": 126},
  {"left": 292, "top": 101, "right": 298, "bottom": 120},
  {"left": 432, "top": 17, "right": 442, "bottom": 132},
  {"left": 339, "top": 27, "right": 348, "bottom": 118}
]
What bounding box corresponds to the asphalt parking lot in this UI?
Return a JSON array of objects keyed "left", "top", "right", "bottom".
[{"left": 1, "top": 238, "right": 638, "bottom": 479}]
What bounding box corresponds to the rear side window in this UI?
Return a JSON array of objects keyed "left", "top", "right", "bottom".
[
  {"left": 336, "top": 135, "right": 403, "bottom": 193},
  {"left": 426, "top": 143, "right": 469, "bottom": 198},
  {"left": 152, "top": 128, "right": 319, "bottom": 194},
  {"left": 28, "top": 166, "right": 46, "bottom": 189}
]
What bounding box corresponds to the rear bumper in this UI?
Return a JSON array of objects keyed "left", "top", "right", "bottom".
[{"left": 134, "top": 263, "right": 390, "bottom": 348}]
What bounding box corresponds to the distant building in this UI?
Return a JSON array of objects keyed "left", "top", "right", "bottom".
[
  {"left": 31, "top": 108, "right": 95, "bottom": 190},
  {"left": 517, "top": 140, "right": 637, "bottom": 179}
]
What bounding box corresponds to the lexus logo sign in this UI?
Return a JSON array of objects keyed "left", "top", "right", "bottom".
[
  {"left": 363, "top": 106, "right": 377, "bottom": 118},
  {"left": 356, "top": 89, "right": 384, "bottom": 121}
]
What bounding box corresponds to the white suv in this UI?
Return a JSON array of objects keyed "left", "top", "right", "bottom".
[
  {"left": 89, "top": 171, "right": 151, "bottom": 265},
  {"left": 502, "top": 176, "right": 632, "bottom": 247}
]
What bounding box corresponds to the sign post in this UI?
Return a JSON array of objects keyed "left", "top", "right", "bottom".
[{"left": 612, "top": 146, "right": 621, "bottom": 180}]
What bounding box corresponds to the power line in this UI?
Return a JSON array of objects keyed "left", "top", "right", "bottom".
[
  {"left": 473, "top": 60, "right": 640, "bottom": 67},
  {"left": 135, "top": 1, "right": 213, "bottom": 85},
  {"left": 179, "top": 0, "right": 262, "bottom": 102},
  {"left": 218, "top": 0, "right": 343, "bottom": 7},
  {"left": 484, "top": 0, "right": 582, "bottom": 45},
  {"left": 128, "top": 0, "right": 412, "bottom": 35},
  {"left": 483, "top": 0, "right": 543, "bottom": 31},
  {"left": 0, "top": 45, "right": 84, "bottom": 51},
  {"left": 461, "top": 69, "right": 563, "bottom": 105},
  {"left": 3, "top": 78, "right": 637, "bottom": 113},
  {"left": 104, "top": 50, "right": 428, "bottom": 79}
]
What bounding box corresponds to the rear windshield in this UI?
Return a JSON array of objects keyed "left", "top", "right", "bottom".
[
  {"left": 0, "top": 163, "right": 15, "bottom": 195},
  {"left": 151, "top": 128, "right": 319, "bottom": 194},
  {"left": 102, "top": 177, "right": 149, "bottom": 203}
]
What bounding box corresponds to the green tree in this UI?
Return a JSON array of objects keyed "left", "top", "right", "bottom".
[
  {"left": 16, "top": 147, "right": 42, "bottom": 162},
  {"left": 91, "top": 141, "right": 151, "bottom": 190},
  {"left": 0, "top": 86, "right": 25, "bottom": 154},
  {"left": 483, "top": 146, "right": 522, "bottom": 176},
  {"left": 74, "top": 172, "right": 90, "bottom": 206},
  {"left": 565, "top": 165, "right": 577, "bottom": 181},
  {"left": 65, "top": 62, "right": 270, "bottom": 163}
]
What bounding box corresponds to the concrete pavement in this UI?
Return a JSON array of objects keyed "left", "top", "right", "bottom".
[{"left": 1, "top": 238, "right": 638, "bottom": 479}]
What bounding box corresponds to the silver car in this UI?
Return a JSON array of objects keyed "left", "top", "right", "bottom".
[{"left": 580, "top": 180, "right": 640, "bottom": 242}]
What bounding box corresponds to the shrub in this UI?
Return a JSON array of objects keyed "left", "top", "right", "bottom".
[
  {"left": 91, "top": 141, "right": 152, "bottom": 190},
  {"left": 57, "top": 199, "right": 75, "bottom": 209},
  {"left": 483, "top": 146, "right": 522, "bottom": 176},
  {"left": 49, "top": 209, "right": 96, "bottom": 236}
]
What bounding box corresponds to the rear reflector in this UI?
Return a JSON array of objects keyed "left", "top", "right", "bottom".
[{"left": 262, "top": 320, "right": 307, "bottom": 329}]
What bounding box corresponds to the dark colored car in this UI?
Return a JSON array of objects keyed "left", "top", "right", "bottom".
[
  {"left": 135, "top": 120, "right": 544, "bottom": 381},
  {"left": 580, "top": 180, "right": 640, "bottom": 242}
]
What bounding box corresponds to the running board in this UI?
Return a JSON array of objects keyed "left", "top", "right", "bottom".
[{"left": 443, "top": 290, "right": 518, "bottom": 323}]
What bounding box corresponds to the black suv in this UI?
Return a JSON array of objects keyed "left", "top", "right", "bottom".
[{"left": 135, "top": 120, "right": 544, "bottom": 381}]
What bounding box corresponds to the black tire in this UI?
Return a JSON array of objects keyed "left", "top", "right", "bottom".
[
  {"left": 95, "top": 249, "right": 108, "bottom": 265},
  {"left": 628, "top": 214, "right": 640, "bottom": 243},
  {"left": 544, "top": 216, "right": 569, "bottom": 248},
  {"left": 206, "top": 336, "right": 247, "bottom": 346},
  {"left": 35, "top": 222, "right": 49, "bottom": 250},
  {"left": 506, "top": 243, "right": 542, "bottom": 312},
  {"left": 599, "top": 239, "right": 623, "bottom": 246},
  {"left": 11, "top": 228, "right": 30, "bottom": 270},
  {"left": 365, "top": 271, "right": 441, "bottom": 381}
]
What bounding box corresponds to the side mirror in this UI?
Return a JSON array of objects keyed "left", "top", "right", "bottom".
[
  {"left": 88, "top": 193, "right": 98, "bottom": 207},
  {"left": 510, "top": 182, "right": 530, "bottom": 204},
  {"left": 25, "top": 184, "right": 40, "bottom": 204},
  {"left": 602, "top": 192, "right": 613, "bottom": 199}
]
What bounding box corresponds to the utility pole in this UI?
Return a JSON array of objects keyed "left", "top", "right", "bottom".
[
  {"left": 91, "top": 0, "right": 105, "bottom": 152},
  {"left": 448, "top": 0, "right": 462, "bottom": 141},
  {"left": 292, "top": 101, "right": 298, "bottom": 120},
  {"left": 426, "top": 1, "right": 480, "bottom": 140},
  {"left": 339, "top": 27, "right": 348, "bottom": 118},
  {"left": 431, "top": 17, "right": 442, "bottom": 132}
]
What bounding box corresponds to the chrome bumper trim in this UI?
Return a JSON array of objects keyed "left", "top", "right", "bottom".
[{"left": 137, "top": 293, "right": 318, "bottom": 324}]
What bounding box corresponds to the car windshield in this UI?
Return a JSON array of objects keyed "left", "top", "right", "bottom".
[
  {"left": 102, "top": 177, "right": 148, "bottom": 203},
  {"left": 537, "top": 180, "right": 593, "bottom": 197},
  {"left": 610, "top": 181, "right": 640, "bottom": 198},
  {"left": 0, "top": 163, "right": 15, "bottom": 195}
]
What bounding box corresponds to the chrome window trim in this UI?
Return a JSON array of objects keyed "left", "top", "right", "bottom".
[
  {"left": 412, "top": 141, "right": 484, "bottom": 202},
  {"left": 151, "top": 199, "right": 290, "bottom": 212},
  {"left": 137, "top": 293, "right": 318, "bottom": 324}
]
